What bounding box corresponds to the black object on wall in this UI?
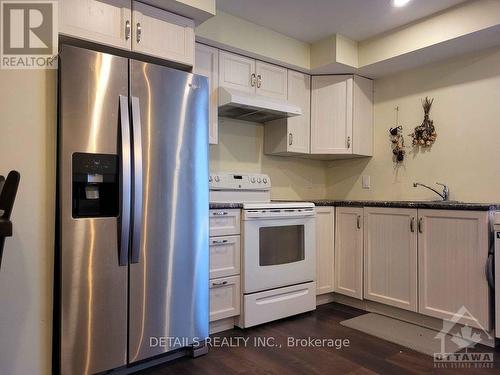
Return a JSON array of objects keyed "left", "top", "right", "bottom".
[{"left": 0, "top": 170, "right": 20, "bottom": 270}]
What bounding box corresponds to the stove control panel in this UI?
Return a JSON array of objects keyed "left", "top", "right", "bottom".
[{"left": 209, "top": 173, "right": 271, "bottom": 191}]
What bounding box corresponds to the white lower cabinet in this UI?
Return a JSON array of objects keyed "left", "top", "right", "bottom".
[
  {"left": 418, "top": 209, "right": 490, "bottom": 330},
  {"left": 334, "top": 207, "right": 363, "bottom": 299},
  {"left": 364, "top": 207, "right": 418, "bottom": 312},
  {"left": 209, "top": 209, "right": 241, "bottom": 328},
  {"left": 315, "top": 207, "right": 335, "bottom": 295},
  {"left": 209, "top": 276, "right": 241, "bottom": 322},
  {"left": 209, "top": 235, "right": 240, "bottom": 279}
]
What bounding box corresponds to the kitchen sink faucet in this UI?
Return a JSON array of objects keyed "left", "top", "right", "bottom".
[{"left": 413, "top": 182, "right": 450, "bottom": 201}]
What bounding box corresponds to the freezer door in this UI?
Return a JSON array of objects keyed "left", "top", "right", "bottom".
[
  {"left": 129, "top": 61, "right": 209, "bottom": 362},
  {"left": 58, "top": 45, "right": 129, "bottom": 374}
]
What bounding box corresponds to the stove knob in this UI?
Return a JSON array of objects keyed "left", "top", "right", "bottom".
[
  {"left": 251, "top": 177, "right": 256, "bottom": 183},
  {"left": 263, "top": 178, "right": 268, "bottom": 184},
  {"left": 209, "top": 176, "right": 213, "bottom": 182},
  {"left": 257, "top": 177, "right": 262, "bottom": 183},
  {"left": 214, "top": 175, "right": 220, "bottom": 182}
]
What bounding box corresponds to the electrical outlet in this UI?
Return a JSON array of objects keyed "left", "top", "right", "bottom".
[{"left": 362, "top": 175, "right": 371, "bottom": 189}]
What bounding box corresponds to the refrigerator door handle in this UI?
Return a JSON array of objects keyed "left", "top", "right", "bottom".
[
  {"left": 119, "top": 95, "right": 131, "bottom": 266},
  {"left": 131, "top": 96, "right": 143, "bottom": 264}
]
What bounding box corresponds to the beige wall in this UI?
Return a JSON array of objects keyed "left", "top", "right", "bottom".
[
  {"left": 210, "top": 118, "right": 327, "bottom": 200},
  {"left": 327, "top": 46, "right": 500, "bottom": 203},
  {"left": 0, "top": 70, "right": 56, "bottom": 374}
]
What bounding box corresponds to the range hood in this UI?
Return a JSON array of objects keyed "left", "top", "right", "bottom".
[{"left": 218, "top": 87, "right": 302, "bottom": 123}]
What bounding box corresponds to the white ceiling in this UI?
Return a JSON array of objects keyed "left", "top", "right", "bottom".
[{"left": 216, "top": 0, "right": 468, "bottom": 42}]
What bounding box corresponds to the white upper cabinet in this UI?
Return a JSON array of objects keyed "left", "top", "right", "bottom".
[
  {"left": 364, "top": 207, "right": 418, "bottom": 312},
  {"left": 219, "top": 51, "right": 256, "bottom": 94},
  {"left": 59, "top": 0, "right": 132, "bottom": 50},
  {"left": 255, "top": 61, "right": 288, "bottom": 100},
  {"left": 311, "top": 75, "right": 373, "bottom": 157},
  {"left": 218, "top": 51, "right": 288, "bottom": 101},
  {"left": 264, "top": 71, "right": 311, "bottom": 155},
  {"left": 195, "top": 43, "right": 219, "bottom": 144},
  {"left": 132, "top": 1, "right": 195, "bottom": 66}
]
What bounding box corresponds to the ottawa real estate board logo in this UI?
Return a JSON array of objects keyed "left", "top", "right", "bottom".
[{"left": 1, "top": 1, "right": 57, "bottom": 69}]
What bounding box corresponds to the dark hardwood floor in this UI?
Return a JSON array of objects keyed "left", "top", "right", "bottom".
[{"left": 135, "top": 303, "right": 500, "bottom": 374}]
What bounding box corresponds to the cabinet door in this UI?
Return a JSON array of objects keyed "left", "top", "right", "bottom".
[
  {"left": 210, "top": 276, "right": 241, "bottom": 322},
  {"left": 364, "top": 207, "right": 418, "bottom": 311},
  {"left": 132, "top": 1, "right": 195, "bottom": 66},
  {"left": 195, "top": 43, "right": 218, "bottom": 144},
  {"left": 219, "top": 51, "right": 255, "bottom": 94},
  {"left": 334, "top": 207, "right": 363, "bottom": 299},
  {"left": 316, "top": 207, "right": 335, "bottom": 295},
  {"left": 311, "top": 75, "right": 353, "bottom": 155},
  {"left": 255, "top": 61, "right": 288, "bottom": 100},
  {"left": 418, "top": 210, "right": 490, "bottom": 330},
  {"left": 59, "top": 0, "right": 132, "bottom": 50},
  {"left": 287, "top": 71, "right": 311, "bottom": 153},
  {"left": 209, "top": 235, "right": 240, "bottom": 279}
]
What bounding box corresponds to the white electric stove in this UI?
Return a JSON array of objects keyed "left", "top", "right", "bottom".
[{"left": 209, "top": 172, "right": 317, "bottom": 328}]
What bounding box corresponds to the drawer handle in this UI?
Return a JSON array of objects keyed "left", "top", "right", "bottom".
[
  {"left": 212, "top": 211, "right": 228, "bottom": 216},
  {"left": 211, "top": 239, "right": 228, "bottom": 245},
  {"left": 212, "top": 280, "right": 228, "bottom": 287}
]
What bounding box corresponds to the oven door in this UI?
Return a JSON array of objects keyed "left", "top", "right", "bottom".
[{"left": 242, "top": 209, "right": 316, "bottom": 294}]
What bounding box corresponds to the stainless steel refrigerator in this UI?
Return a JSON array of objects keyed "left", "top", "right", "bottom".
[{"left": 55, "top": 44, "right": 209, "bottom": 375}]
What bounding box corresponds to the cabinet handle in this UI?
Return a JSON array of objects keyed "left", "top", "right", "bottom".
[
  {"left": 357, "top": 215, "right": 361, "bottom": 229},
  {"left": 212, "top": 211, "right": 228, "bottom": 216},
  {"left": 211, "top": 239, "right": 228, "bottom": 245},
  {"left": 125, "top": 20, "right": 131, "bottom": 41},
  {"left": 418, "top": 218, "right": 423, "bottom": 233},
  {"left": 250, "top": 73, "right": 256, "bottom": 87},
  {"left": 410, "top": 217, "right": 415, "bottom": 232},
  {"left": 257, "top": 74, "right": 262, "bottom": 88},
  {"left": 211, "top": 280, "right": 228, "bottom": 287},
  {"left": 289, "top": 133, "right": 293, "bottom": 146},
  {"left": 136, "top": 23, "right": 142, "bottom": 43},
  {"left": 347, "top": 136, "right": 351, "bottom": 149}
]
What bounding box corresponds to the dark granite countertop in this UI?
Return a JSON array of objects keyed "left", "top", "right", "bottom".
[{"left": 210, "top": 200, "right": 500, "bottom": 211}]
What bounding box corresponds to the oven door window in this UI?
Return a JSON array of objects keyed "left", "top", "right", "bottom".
[{"left": 259, "top": 225, "right": 305, "bottom": 266}]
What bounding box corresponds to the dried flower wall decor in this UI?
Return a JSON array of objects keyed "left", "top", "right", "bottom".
[
  {"left": 410, "top": 97, "right": 437, "bottom": 147},
  {"left": 389, "top": 107, "right": 405, "bottom": 163}
]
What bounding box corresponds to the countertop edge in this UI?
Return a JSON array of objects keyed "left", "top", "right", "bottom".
[{"left": 209, "top": 201, "right": 500, "bottom": 211}]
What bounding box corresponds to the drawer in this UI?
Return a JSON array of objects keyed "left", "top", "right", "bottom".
[
  {"left": 210, "top": 235, "right": 241, "bottom": 279},
  {"left": 240, "top": 282, "right": 316, "bottom": 328},
  {"left": 209, "top": 209, "right": 240, "bottom": 236},
  {"left": 210, "top": 276, "right": 240, "bottom": 322}
]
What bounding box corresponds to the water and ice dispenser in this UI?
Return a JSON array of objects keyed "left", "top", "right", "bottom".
[{"left": 72, "top": 153, "right": 119, "bottom": 218}]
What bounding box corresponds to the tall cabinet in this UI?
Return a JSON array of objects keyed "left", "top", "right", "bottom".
[{"left": 194, "top": 43, "right": 219, "bottom": 144}]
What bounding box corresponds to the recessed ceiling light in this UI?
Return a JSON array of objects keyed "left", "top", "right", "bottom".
[{"left": 393, "top": 0, "right": 411, "bottom": 7}]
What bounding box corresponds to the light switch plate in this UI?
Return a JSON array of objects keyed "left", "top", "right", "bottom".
[{"left": 362, "top": 175, "right": 371, "bottom": 189}]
